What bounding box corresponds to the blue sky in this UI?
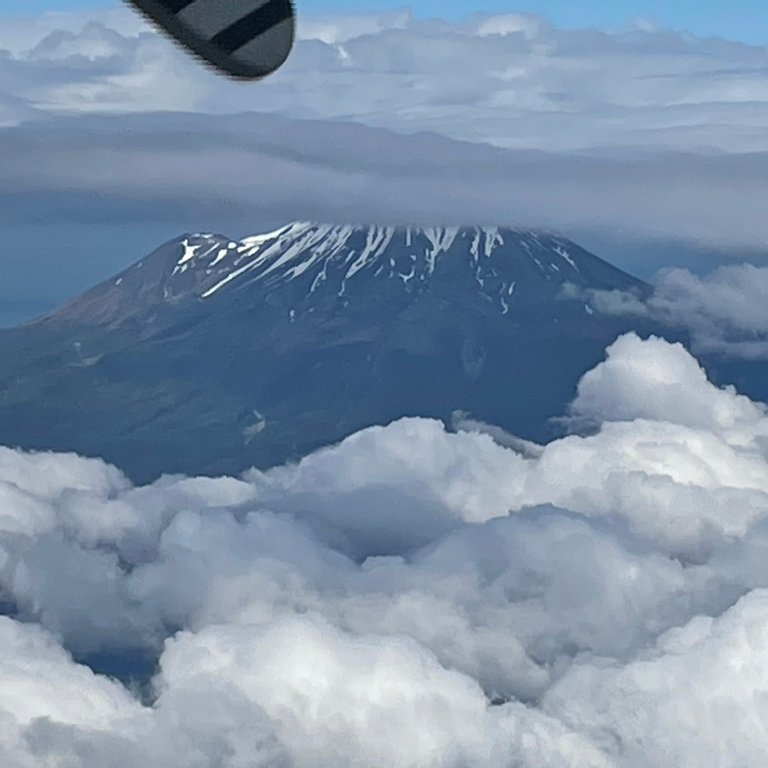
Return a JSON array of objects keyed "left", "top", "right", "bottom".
[{"left": 6, "top": 0, "right": 768, "bottom": 44}]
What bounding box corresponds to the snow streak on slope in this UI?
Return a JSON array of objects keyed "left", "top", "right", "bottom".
[{"left": 152, "top": 223, "right": 611, "bottom": 316}]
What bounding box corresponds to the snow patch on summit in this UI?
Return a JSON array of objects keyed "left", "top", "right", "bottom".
[
  {"left": 424, "top": 227, "right": 459, "bottom": 273},
  {"left": 159, "top": 223, "right": 601, "bottom": 317}
]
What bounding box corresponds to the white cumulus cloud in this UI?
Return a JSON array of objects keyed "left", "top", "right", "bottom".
[
  {"left": 2, "top": 333, "right": 768, "bottom": 765},
  {"left": 585, "top": 265, "right": 768, "bottom": 358}
]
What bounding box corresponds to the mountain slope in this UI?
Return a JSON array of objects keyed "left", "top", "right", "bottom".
[
  {"left": 0, "top": 223, "right": 657, "bottom": 482},
  {"left": 50, "top": 223, "right": 645, "bottom": 324}
]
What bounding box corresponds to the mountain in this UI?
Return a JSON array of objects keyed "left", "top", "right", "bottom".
[{"left": 0, "top": 223, "right": 657, "bottom": 483}]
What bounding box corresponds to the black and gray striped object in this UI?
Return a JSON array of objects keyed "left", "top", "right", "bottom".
[{"left": 125, "top": 0, "right": 295, "bottom": 80}]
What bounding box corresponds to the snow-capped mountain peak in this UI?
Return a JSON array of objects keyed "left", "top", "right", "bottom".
[
  {"left": 153, "top": 223, "right": 635, "bottom": 318},
  {"left": 48, "top": 222, "right": 646, "bottom": 330}
]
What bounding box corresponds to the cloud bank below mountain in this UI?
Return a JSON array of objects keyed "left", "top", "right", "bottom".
[{"left": 2, "top": 332, "right": 768, "bottom": 766}]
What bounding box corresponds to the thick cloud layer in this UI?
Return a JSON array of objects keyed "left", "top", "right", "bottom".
[
  {"left": 4, "top": 8, "right": 768, "bottom": 154},
  {"left": 7, "top": 111, "right": 768, "bottom": 252},
  {"left": 2, "top": 332, "right": 768, "bottom": 765}
]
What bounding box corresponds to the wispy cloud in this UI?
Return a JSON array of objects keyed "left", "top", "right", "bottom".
[{"left": 582, "top": 265, "right": 768, "bottom": 358}]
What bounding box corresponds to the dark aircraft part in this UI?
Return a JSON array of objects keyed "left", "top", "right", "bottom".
[{"left": 125, "top": 0, "right": 295, "bottom": 80}]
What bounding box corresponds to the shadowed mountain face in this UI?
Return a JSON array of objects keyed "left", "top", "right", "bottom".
[{"left": 0, "top": 223, "right": 658, "bottom": 483}]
